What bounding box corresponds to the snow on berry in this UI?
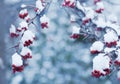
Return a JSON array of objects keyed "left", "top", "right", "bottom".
[
  {"left": 21, "top": 30, "right": 35, "bottom": 47},
  {"left": 114, "top": 49, "right": 120, "bottom": 66},
  {"left": 20, "top": 47, "right": 32, "bottom": 60},
  {"left": 92, "top": 53, "right": 111, "bottom": 78},
  {"left": 12, "top": 53, "right": 24, "bottom": 73},
  {"left": 62, "top": 0, "right": 75, "bottom": 8},
  {"left": 18, "top": 21, "right": 28, "bottom": 31},
  {"left": 95, "top": 1, "right": 104, "bottom": 13},
  {"left": 70, "top": 26, "right": 80, "bottom": 39},
  {"left": 82, "top": 7, "right": 95, "bottom": 25},
  {"left": 90, "top": 41, "right": 104, "bottom": 54},
  {"left": 40, "top": 15, "right": 49, "bottom": 29},
  {"left": 19, "top": 9, "right": 28, "bottom": 19},
  {"left": 104, "top": 31, "right": 118, "bottom": 47},
  {"left": 35, "top": 0, "right": 45, "bottom": 14},
  {"left": 9, "top": 24, "right": 19, "bottom": 38}
]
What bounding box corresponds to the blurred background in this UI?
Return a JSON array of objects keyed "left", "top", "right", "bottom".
[{"left": 0, "top": 0, "right": 120, "bottom": 84}]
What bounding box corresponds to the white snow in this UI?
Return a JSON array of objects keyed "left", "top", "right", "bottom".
[
  {"left": 72, "top": 26, "right": 80, "bottom": 34},
  {"left": 107, "top": 14, "right": 118, "bottom": 23},
  {"left": 93, "top": 53, "right": 110, "bottom": 74},
  {"left": 106, "top": 23, "right": 120, "bottom": 36},
  {"left": 21, "top": 4, "right": 27, "bottom": 8},
  {"left": 90, "top": 41, "right": 104, "bottom": 52},
  {"left": 10, "top": 24, "right": 16, "bottom": 33},
  {"left": 104, "top": 31, "right": 118, "bottom": 43},
  {"left": 19, "top": 9, "right": 28, "bottom": 15},
  {"left": 12, "top": 53, "right": 23, "bottom": 66},
  {"left": 96, "top": 1, "right": 104, "bottom": 10},
  {"left": 21, "top": 30, "right": 35, "bottom": 45},
  {"left": 104, "top": 47, "right": 115, "bottom": 53},
  {"left": 84, "top": 7, "right": 95, "bottom": 19},
  {"left": 93, "top": 15, "right": 106, "bottom": 28},
  {"left": 20, "top": 47, "right": 32, "bottom": 56},
  {"left": 40, "top": 15, "right": 49, "bottom": 23},
  {"left": 19, "top": 21, "right": 28, "bottom": 30},
  {"left": 36, "top": 0, "right": 44, "bottom": 13}
]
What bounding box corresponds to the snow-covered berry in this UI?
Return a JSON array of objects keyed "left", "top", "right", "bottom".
[
  {"left": 9, "top": 24, "right": 19, "bottom": 38},
  {"left": 18, "top": 21, "right": 28, "bottom": 31},
  {"left": 35, "top": 0, "right": 45, "bottom": 14},
  {"left": 20, "top": 47, "right": 32, "bottom": 60},
  {"left": 95, "top": 1, "right": 104, "bottom": 13},
  {"left": 19, "top": 9, "right": 28, "bottom": 19},
  {"left": 21, "top": 30, "right": 35, "bottom": 47},
  {"left": 12, "top": 53, "right": 24, "bottom": 73},
  {"left": 40, "top": 15, "right": 49, "bottom": 29},
  {"left": 104, "top": 31, "right": 118, "bottom": 47},
  {"left": 90, "top": 41, "right": 104, "bottom": 54},
  {"left": 92, "top": 53, "right": 111, "bottom": 78},
  {"left": 70, "top": 26, "right": 80, "bottom": 39}
]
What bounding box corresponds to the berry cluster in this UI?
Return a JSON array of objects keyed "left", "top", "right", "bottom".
[
  {"left": 10, "top": 0, "right": 120, "bottom": 79},
  {"left": 10, "top": 0, "right": 50, "bottom": 73}
]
